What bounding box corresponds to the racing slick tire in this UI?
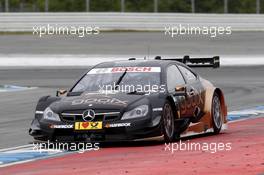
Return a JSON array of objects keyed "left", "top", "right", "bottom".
[
  {"left": 161, "top": 100, "right": 178, "bottom": 142},
  {"left": 211, "top": 93, "right": 223, "bottom": 134}
]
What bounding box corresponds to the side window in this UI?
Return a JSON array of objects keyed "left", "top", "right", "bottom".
[
  {"left": 178, "top": 65, "right": 197, "bottom": 84},
  {"left": 166, "top": 65, "right": 186, "bottom": 92}
]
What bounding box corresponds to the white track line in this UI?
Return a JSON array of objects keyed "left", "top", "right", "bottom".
[{"left": 0, "top": 144, "right": 33, "bottom": 152}]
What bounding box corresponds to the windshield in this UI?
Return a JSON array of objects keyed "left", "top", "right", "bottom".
[{"left": 71, "top": 67, "right": 161, "bottom": 93}]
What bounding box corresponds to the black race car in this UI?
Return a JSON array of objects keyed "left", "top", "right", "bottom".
[{"left": 29, "top": 56, "right": 227, "bottom": 142}]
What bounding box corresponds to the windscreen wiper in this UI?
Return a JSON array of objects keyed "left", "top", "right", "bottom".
[{"left": 114, "top": 68, "right": 127, "bottom": 90}]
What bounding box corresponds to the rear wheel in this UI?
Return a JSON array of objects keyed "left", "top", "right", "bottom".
[
  {"left": 162, "top": 101, "right": 178, "bottom": 142},
  {"left": 212, "top": 93, "right": 223, "bottom": 134}
]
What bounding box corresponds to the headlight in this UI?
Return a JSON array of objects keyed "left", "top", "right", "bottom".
[
  {"left": 43, "top": 107, "right": 60, "bottom": 121},
  {"left": 122, "top": 105, "right": 149, "bottom": 120}
]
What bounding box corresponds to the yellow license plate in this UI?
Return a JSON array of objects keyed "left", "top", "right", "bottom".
[{"left": 74, "top": 121, "right": 103, "bottom": 130}]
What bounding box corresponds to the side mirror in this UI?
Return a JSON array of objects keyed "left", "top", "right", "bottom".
[
  {"left": 56, "top": 89, "right": 68, "bottom": 97},
  {"left": 174, "top": 86, "right": 186, "bottom": 96}
]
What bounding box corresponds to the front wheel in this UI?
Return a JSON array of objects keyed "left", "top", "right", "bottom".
[
  {"left": 161, "top": 101, "right": 178, "bottom": 142},
  {"left": 212, "top": 93, "right": 223, "bottom": 134}
]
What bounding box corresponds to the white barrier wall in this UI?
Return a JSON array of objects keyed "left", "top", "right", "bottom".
[{"left": 0, "top": 12, "right": 264, "bottom": 31}]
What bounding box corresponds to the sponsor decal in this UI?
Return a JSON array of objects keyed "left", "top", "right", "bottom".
[
  {"left": 71, "top": 97, "right": 127, "bottom": 106},
  {"left": 74, "top": 122, "right": 103, "bottom": 130},
  {"left": 50, "top": 124, "right": 73, "bottom": 129},
  {"left": 105, "top": 123, "right": 131, "bottom": 128},
  {"left": 178, "top": 86, "right": 204, "bottom": 116},
  {"left": 87, "top": 67, "right": 161, "bottom": 74}
]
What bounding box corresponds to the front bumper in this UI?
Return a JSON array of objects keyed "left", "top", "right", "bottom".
[{"left": 29, "top": 113, "right": 162, "bottom": 141}]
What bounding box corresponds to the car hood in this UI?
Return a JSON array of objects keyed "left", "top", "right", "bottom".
[{"left": 49, "top": 92, "right": 147, "bottom": 113}]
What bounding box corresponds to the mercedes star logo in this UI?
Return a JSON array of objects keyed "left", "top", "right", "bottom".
[{"left": 82, "top": 109, "right": 96, "bottom": 121}]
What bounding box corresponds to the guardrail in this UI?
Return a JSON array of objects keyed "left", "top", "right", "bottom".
[{"left": 0, "top": 12, "right": 264, "bottom": 32}]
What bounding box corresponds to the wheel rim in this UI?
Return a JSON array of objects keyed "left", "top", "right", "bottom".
[
  {"left": 213, "top": 96, "right": 222, "bottom": 129},
  {"left": 163, "top": 104, "right": 174, "bottom": 138}
]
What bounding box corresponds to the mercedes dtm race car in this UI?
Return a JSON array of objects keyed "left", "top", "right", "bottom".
[{"left": 29, "top": 56, "right": 227, "bottom": 142}]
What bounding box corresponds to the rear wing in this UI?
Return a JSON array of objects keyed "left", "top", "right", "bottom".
[{"left": 155, "top": 55, "right": 220, "bottom": 68}]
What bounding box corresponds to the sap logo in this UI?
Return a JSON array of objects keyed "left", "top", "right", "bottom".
[{"left": 71, "top": 98, "right": 127, "bottom": 106}]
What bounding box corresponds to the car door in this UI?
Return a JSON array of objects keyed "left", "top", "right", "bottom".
[
  {"left": 166, "top": 64, "right": 189, "bottom": 118},
  {"left": 177, "top": 65, "right": 203, "bottom": 118}
]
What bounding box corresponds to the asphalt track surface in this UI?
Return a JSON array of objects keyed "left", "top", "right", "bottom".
[
  {"left": 0, "top": 66, "right": 264, "bottom": 149},
  {"left": 0, "top": 32, "right": 264, "bottom": 56}
]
